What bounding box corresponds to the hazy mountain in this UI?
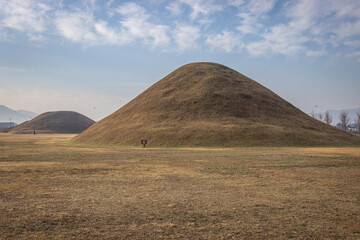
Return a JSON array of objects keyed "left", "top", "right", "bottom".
[
  {"left": 0, "top": 105, "right": 38, "bottom": 124},
  {"left": 16, "top": 110, "right": 38, "bottom": 118}
]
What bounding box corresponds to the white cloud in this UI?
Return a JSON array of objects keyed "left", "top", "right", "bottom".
[
  {"left": 173, "top": 25, "right": 200, "bottom": 51},
  {"left": 148, "top": 25, "right": 170, "bottom": 47},
  {"left": 186, "top": 0, "right": 223, "bottom": 20},
  {"left": 106, "top": 0, "right": 114, "bottom": 8},
  {"left": 283, "top": 0, "right": 360, "bottom": 49},
  {"left": 166, "top": 2, "right": 183, "bottom": 16},
  {"left": 94, "top": 20, "right": 130, "bottom": 45},
  {"left": 246, "top": 41, "right": 271, "bottom": 56},
  {"left": 236, "top": 0, "right": 277, "bottom": 34},
  {"left": 243, "top": 0, "right": 360, "bottom": 56},
  {"left": 345, "top": 40, "right": 360, "bottom": 48},
  {"left": 264, "top": 24, "right": 307, "bottom": 54},
  {"left": 28, "top": 33, "right": 46, "bottom": 42},
  {"left": 119, "top": 16, "right": 149, "bottom": 39},
  {"left": 55, "top": 10, "right": 97, "bottom": 43},
  {"left": 117, "top": 2, "right": 170, "bottom": 48},
  {"left": 333, "top": 20, "right": 360, "bottom": 42},
  {"left": 306, "top": 50, "right": 325, "bottom": 57},
  {"left": 346, "top": 51, "right": 360, "bottom": 62},
  {"left": 0, "top": 0, "right": 359, "bottom": 57},
  {"left": 54, "top": 2, "right": 170, "bottom": 48},
  {"left": 85, "top": 0, "right": 97, "bottom": 11},
  {"left": 236, "top": 13, "right": 258, "bottom": 34},
  {"left": 346, "top": 51, "right": 360, "bottom": 57},
  {"left": 0, "top": 0, "right": 52, "bottom": 34},
  {"left": 168, "top": 0, "right": 223, "bottom": 21},
  {"left": 247, "top": 0, "right": 277, "bottom": 15},
  {"left": 245, "top": 22, "right": 307, "bottom": 56},
  {"left": 116, "top": 2, "right": 147, "bottom": 16},
  {"left": 228, "top": 0, "right": 244, "bottom": 7},
  {"left": 206, "top": 31, "right": 242, "bottom": 52}
]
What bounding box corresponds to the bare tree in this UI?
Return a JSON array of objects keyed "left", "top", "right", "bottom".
[
  {"left": 324, "top": 111, "right": 332, "bottom": 125},
  {"left": 317, "top": 113, "right": 323, "bottom": 121},
  {"left": 339, "top": 111, "right": 350, "bottom": 131}
]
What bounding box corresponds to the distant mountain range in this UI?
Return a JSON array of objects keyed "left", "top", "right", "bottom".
[
  {"left": 323, "top": 107, "right": 360, "bottom": 125},
  {"left": 0, "top": 105, "right": 38, "bottom": 124}
]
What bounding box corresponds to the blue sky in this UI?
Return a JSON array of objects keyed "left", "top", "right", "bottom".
[{"left": 0, "top": 0, "right": 359, "bottom": 121}]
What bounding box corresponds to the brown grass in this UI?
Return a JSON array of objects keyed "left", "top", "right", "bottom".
[
  {"left": 1, "top": 133, "right": 360, "bottom": 239},
  {"left": 75, "top": 62, "right": 360, "bottom": 147},
  {"left": 1, "top": 111, "right": 95, "bottom": 134}
]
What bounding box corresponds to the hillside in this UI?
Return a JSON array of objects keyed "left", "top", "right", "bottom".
[
  {"left": 1, "top": 111, "right": 95, "bottom": 134},
  {"left": 74, "top": 62, "right": 360, "bottom": 147}
]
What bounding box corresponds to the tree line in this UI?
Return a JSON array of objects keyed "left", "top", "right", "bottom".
[{"left": 312, "top": 111, "right": 360, "bottom": 133}]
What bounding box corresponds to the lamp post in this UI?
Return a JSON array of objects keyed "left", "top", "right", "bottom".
[{"left": 313, "top": 105, "right": 318, "bottom": 118}]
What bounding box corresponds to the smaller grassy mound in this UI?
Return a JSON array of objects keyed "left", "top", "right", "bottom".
[{"left": 1, "top": 111, "right": 95, "bottom": 134}]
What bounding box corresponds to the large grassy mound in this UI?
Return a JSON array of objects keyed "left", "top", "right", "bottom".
[
  {"left": 1, "top": 111, "right": 95, "bottom": 134},
  {"left": 74, "top": 62, "right": 360, "bottom": 146}
]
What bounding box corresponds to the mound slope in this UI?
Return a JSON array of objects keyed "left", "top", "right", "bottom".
[
  {"left": 1, "top": 111, "right": 95, "bottom": 134},
  {"left": 75, "top": 62, "right": 360, "bottom": 146}
]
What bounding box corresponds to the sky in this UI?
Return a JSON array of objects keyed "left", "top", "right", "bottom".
[{"left": 0, "top": 0, "right": 359, "bottom": 121}]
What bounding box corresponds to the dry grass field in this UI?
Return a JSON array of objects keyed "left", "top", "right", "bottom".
[{"left": 1, "top": 133, "right": 360, "bottom": 239}]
